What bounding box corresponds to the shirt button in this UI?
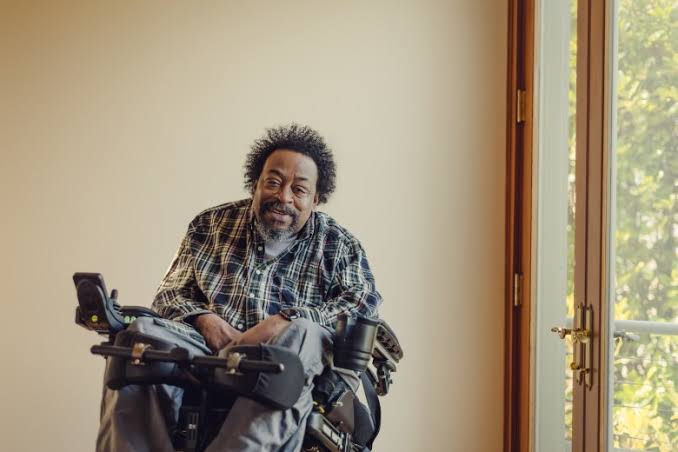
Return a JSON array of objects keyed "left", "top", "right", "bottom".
[
  {"left": 255, "top": 269, "right": 261, "bottom": 275},
  {"left": 249, "top": 292, "right": 254, "bottom": 297},
  {"left": 257, "top": 246, "right": 263, "bottom": 251},
  {"left": 237, "top": 323, "right": 244, "bottom": 330}
]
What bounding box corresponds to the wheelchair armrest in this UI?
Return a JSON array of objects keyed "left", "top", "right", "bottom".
[
  {"left": 119, "top": 306, "right": 161, "bottom": 320},
  {"left": 75, "top": 304, "right": 160, "bottom": 336}
]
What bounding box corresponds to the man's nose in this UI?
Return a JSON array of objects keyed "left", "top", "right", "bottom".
[{"left": 276, "top": 185, "right": 294, "bottom": 204}]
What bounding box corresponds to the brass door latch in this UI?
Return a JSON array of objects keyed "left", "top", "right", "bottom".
[
  {"left": 551, "top": 304, "right": 593, "bottom": 388},
  {"left": 550, "top": 326, "right": 590, "bottom": 343}
]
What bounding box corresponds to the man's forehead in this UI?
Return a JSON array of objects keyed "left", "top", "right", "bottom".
[{"left": 262, "top": 150, "right": 318, "bottom": 179}]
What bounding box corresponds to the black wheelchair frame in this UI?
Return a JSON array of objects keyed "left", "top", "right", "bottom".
[{"left": 74, "top": 272, "right": 403, "bottom": 452}]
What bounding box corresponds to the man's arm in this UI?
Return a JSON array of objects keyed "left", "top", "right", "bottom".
[
  {"left": 232, "top": 314, "right": 290, "bottom": 346},
  {"left": 152, "top": 224, "right": 242, "bottom": 351},
  {"left": 305, "top": 240, "right": 382, "bottom": 325},
  {"left": 152, "top": 226, "right": 213, "bottom": 322},
  {"left": 286, "top": 240, "right": 382, "bottom": 327},
  {"left": 235, "top": 240, "right": 381, "bottom": 346}
]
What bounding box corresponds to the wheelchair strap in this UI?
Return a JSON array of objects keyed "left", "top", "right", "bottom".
[{"left": 360, "top": 372, "right": 381, "bottom": 450}]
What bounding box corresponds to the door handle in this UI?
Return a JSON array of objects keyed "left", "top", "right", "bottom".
[
  {"left": 550, "top": 305, "right": 593, "bottom": 388},
  {"left": 550, "top": 326, "right": 590, "bottom": 343},
  {"left": 550, "top": 326, "right": 572, "bottom": 339}
]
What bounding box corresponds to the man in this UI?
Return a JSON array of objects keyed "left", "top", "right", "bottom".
[{"left": 97, "top": 124, "right": 382, "bottom": 451}]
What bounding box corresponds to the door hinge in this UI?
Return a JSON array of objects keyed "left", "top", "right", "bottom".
[
  {"left": 513, "top": 273, "right": 523, "bottom": 307},
  {"left": 516, "top": 89, "right": 526, "bottom": 123}
]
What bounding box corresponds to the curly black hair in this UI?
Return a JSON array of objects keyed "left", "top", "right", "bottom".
[{"left": 244, "top": 124, "right": 336, "bottom": 204}]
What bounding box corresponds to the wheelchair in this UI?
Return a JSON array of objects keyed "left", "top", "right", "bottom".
[{"left": 73, "top": 272, "right": 403, "bottom": 452}]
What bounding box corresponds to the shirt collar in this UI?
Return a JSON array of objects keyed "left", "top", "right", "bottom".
[{"left": 297, "top": 211, "right": 316, "bottom": 241}]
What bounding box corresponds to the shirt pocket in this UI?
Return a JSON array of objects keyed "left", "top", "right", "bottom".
[{"left": 278, "top": 275, "right": 325, "bottom": 308}]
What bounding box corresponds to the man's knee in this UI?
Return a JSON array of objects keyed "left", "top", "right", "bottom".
[
  {"left": 284, "top": 318, "right": 332, "bottom": 346},
  {"left": 125, "top": 317, "right": 210, "bottom": 355},
  {"left": 127, "top": 316, "right": 156, "bottom": 334},
  {"left": 271, "top": 318, "right": 332, "bottom": 372},
  {"left": 289, "top": 317, "right": 319, "bottom": 334}
]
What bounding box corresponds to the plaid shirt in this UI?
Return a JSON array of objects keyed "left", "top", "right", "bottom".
[{"left": 152, "top": 199, "right": 381, "bottom": 331}]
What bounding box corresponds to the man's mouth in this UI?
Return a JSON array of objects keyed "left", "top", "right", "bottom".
[
  {"left": 264, "top": 205, "right": 295, "bottom": 224},
  {"left": 270, "top": 208, "right": 289, "bottom": 216}
]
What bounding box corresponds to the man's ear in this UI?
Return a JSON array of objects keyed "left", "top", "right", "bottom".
[{"left": 313, "top": 193, "right": 320, "bottom": 208}]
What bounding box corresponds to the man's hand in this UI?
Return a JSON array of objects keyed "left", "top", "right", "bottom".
[
  {"left": 234, "top": 315, "right": 291, "bottom": 346},
  {"left": 192, "top": 313, "right": 242, "bottom": 353}
]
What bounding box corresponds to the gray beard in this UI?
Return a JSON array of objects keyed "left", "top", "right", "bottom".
[{"left": 254, "top": 217, "right": 296, "bottom": 242}]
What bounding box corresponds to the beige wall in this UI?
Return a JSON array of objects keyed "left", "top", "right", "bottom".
[{"left": 0, "top": 1, "right": 506, "bottom": 450}]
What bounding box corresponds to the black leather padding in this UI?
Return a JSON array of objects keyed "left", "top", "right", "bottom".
[
  {"left": 104, "top": 330, "right": 193, "bottom": 390},
  {"left": 351, "top": 398, "right": 375, "bottom": 447},
  {"left": 212, "top": 344, "right": 304, "bottom": 410},
  {"left": 253, "top": 344, "right": 304, "bottom": 409}
]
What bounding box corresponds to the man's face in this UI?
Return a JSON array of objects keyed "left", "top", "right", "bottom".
[{"left": 252, "top": 149, "right": 319, "bottom": 241}]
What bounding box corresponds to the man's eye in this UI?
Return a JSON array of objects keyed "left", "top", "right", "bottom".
[
  {"left": 293, "top": 186, "right": 308, "bottom": 195},
  {"left": 265, "top": 180, "right": 281, "bottom": 188}
]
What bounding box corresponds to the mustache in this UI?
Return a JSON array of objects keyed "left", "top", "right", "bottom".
[{"left": 261, "top": 199, "right": 296, "bottom": 216}]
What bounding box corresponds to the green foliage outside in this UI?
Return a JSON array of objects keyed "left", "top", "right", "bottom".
[
  {"left": 611, "top": 0, "right": 677, "bottom": 449},
  {"left": 564, "top": 0, "right": 677, "bottom": 450}
]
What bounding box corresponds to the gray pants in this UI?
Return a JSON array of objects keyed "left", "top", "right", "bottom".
[{"left": 96, "top": 317, "right": 359, "bottom": 452}]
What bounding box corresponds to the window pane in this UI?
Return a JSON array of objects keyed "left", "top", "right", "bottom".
[
  {"left": 565, "top": 0, "right": 578, "bottom": 447},
  {"left": 609, "top": 0, "right": 677, "bottom": 450},
  {"left": 533, "top": 0, "right": 578, "bottom": 450}
]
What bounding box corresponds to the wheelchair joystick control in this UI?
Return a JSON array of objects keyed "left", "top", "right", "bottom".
[{"left": 73, "top": 273, "right": 126, "bottom": 334}]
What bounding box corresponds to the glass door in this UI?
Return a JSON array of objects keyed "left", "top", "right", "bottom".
[
  {"left": 606, "top": 0, "right": 677, "bottom": 450},
  {"left": 534, "top": 0, "right": 676, "bottom": 451},
  {"left": 533, "top": 0, "right": 578, "bottom": 450}
]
